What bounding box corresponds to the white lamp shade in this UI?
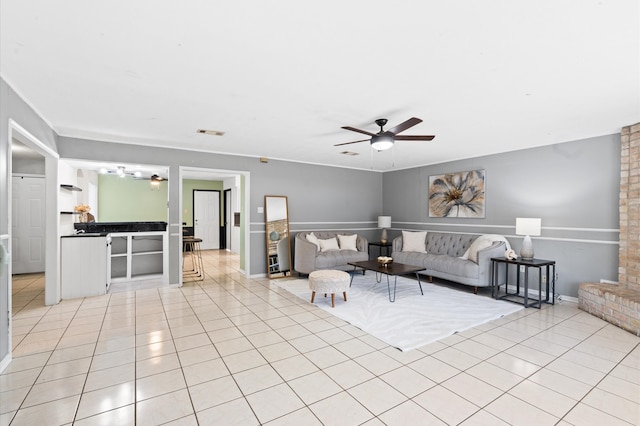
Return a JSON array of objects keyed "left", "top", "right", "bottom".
[
  {"left": 515, "top": 218, "right": 541, "bottom": 236},
  {"left": 378, "top": 216, "right": 391, "bottom": 228}
]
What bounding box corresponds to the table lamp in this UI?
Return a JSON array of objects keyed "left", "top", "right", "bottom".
[
  {"left": 378, "top": 216, "right": 391, "bottom": 244},
  {"left": 515, "top": 218, "right": 541, "bottom": 260}
]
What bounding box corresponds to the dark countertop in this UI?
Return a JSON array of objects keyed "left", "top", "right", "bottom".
[{"left": 74, "top": 221, "right": 167, "bottom": 233}]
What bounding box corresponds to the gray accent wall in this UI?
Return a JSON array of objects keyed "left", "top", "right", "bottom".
[
  {"left": 56, "top": 137, "right": 384, "bottom": 279},
  {"left": 383, "top": 134, "right": 621, "bottom": 298}
]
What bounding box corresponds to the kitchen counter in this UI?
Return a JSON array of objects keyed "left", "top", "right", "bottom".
[{"left": 60, "top": 227, "right": 169, "bottom": 299}]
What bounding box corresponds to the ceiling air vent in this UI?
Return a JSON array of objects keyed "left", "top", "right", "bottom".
[{"left": 197, "top": 129, "right": 225, "bottom": 136}]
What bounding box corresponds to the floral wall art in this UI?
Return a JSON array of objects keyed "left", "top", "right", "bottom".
[{"left": 428, "top": 169, "right": 485, "bottom": 218}]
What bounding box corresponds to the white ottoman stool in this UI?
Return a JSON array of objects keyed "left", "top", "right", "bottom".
[{"left": 309, "top": 270, "right": 350, "bottom": 308}]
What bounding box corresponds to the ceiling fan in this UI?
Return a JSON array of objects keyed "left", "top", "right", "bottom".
[
  {"left": 134, "top": 174, "right": 167, "bottom": 191},
  {"left": 135, "top": 174, "right": 168, "bottom": 185},
  {"left": 100, "top": 166, "right": 167, "bottom": 182},
  {"left": 335, "top": 117, "right": 435, "bottom": 151}
]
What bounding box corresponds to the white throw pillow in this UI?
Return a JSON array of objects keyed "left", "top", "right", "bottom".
[
  {"left": 338, "top": 234, "right": 358, "bottom": 251},
  {"left": 402, "top": 231, "right": 427, "bottom": 252},
  {"left": 318, "top": 237, "right": 340, "bottom": 252},
  {"left": 306, "top": 232, "right": 321, "bottom": 249},
  {"left": 462, "top": 234, "right": 510, "bottom": 263}
]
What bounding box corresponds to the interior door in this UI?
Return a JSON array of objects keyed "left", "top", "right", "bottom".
[
  {"left": 194, "top": 190, "right": 220, "bottom": 250},
  {"left": 11, "top": 176, "right": 45, "bottom": 274}
]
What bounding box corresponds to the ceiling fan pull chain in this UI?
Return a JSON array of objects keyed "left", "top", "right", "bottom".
[
  {"left": 370, "top": 147, "right": 374, "bottom": 170},
  {"left": 392, "top": 146, "right": 395, "bottom": 168}
]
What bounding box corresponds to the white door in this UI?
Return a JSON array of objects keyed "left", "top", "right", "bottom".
[
  {"left": 12, "top": 176, "right": 45, "bottom": 274},
  {"left": 194, "top": 190, "right": 220, "bottom": 250}
]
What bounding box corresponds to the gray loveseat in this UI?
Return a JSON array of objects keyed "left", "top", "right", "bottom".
[
  {"left": 392, "top": 231, "right": 508, "bottom": 293},
  {"left": 294, "top": 231, "right": 369, "bottom": 275}
]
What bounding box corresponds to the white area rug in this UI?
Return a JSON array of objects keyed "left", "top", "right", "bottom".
[{"left": 274, "top": 274, "right": 523, "bottom": 351}]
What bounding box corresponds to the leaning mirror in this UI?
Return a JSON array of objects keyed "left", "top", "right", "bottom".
[{"left": 265, "top": 195, "right": 292, "bottom": 279}]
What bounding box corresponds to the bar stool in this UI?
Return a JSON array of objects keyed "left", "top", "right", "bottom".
[{"left": 183, "top": 237, "right": 204, "bottom": 281}]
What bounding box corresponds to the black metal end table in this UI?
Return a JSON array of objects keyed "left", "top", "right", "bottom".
[
  {"left": 491, "top": 257, "right": 556, "bottom": 308},
  {"left": 368, "top": 241, "right": 393, "bottom": 257}
]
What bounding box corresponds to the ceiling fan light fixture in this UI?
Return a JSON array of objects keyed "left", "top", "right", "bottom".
[{"left": 370, "top": 135, "right": 394, "bottom": 151}]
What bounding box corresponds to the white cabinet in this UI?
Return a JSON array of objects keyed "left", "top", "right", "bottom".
[
  {"left": 61, "top": 236, "right": 109, "bottom": 299},
  {"left": 110, "top": 232, "right": 168, "bottom": 284}
]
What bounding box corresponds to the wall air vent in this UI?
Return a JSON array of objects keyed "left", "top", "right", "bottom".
[{"left": 197, "top": 129, "right": 225, "bottom": 136}]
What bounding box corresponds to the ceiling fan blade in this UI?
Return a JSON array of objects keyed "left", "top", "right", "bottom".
[
  {"left": 394, "top": 135, "right": 435, "bottom": 141},
  {"left": 341, "top": 126, "right": 377, "bottom": 137},
  {"left": 387, "top": 117, "right": 423, "bottom": 135},
  {"left": 334, "top": 139, "right": 369, "bottom": 147}
]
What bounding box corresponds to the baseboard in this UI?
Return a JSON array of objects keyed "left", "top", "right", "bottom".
[
  {"left": 502, "top": 284, "right": 577, "bottom": 304},
  {"left": 557, "top": 295, "right": 578, "bottom": 303},
  {"left": 0, "top": 353, "right": 12, "bottom": 373},
  {"left": 251, "top": 273, "right": 268, "bottom": 279}
]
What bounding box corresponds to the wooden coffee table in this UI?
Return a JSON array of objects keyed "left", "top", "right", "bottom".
[{"left": 348, "top": 260, "right": 426, "bottom": 302}]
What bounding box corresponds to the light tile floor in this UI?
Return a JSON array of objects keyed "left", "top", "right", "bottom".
[{"left": 2, "top": 250, "right": 639, "bottom": 425}]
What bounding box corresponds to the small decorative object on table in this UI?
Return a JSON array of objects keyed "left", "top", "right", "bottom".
[
  {"left": 74, "top": 204, "right": 91, "bottom": 223},
  {"left": 377, "top": 256, "right": 393, "bottom": 267}
]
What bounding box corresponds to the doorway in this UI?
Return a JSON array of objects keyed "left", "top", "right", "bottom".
[
  {"left": 179, "top": 167, "right": 249, "bottom": 285},
  {"left": 193, "top": 190, "right": 220, "bottom": 250},
  {"left": 2, "top": 120, "right": 60, "bottom": 373}
]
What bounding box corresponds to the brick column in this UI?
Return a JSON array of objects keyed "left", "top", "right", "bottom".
[{"left": 619, "top": 122, "right": 640, "bottom": 291}]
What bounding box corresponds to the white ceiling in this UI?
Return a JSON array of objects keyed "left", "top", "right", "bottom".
[{"left": 1, "top": 1, "right": 639, "bottom": 172}]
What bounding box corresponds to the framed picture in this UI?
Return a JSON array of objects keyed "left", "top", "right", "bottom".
[{"left": 429, "top": 169, "right": 485, "bottom": 218}]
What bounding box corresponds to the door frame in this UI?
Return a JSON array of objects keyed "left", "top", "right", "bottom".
[
  {"left": 9, "top": 120, "right": 60, "bottom": 306},
  {"left": 223, "top": 188, "right": 231, "bottom": 251},
  {"left": 2, "top": 120, "right": 60, "bottom": 372},
  {"left": 192, "top": 189, "right": 221, "bottom": 250},
  {"left": 179, "top": 166, "right": 250, "bottom": 284}
]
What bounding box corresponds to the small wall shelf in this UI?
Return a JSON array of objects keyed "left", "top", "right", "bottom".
[{"left": 60, "top": 184, "right": 82, "bottom": 191}]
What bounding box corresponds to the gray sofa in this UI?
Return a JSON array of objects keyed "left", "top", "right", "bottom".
[
  {"left": 294, "top": 231, "right": 369, "bottom": 274},
  {"left": 392, "top": 231, "right": 508, "bottom": 293}
]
